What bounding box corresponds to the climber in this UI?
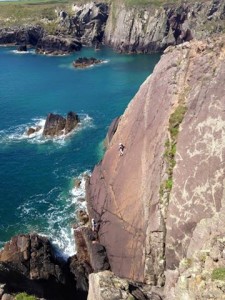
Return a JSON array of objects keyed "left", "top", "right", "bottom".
[
  {"left": 91, "top": 218, "right": 97, "bottom": 231},
  {"left": 119, "top": 143, "right": 125, "bottom": 156}
]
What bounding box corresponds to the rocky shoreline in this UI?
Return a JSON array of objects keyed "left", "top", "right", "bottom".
[{"left": 1, "top": 0, "right": 225, "bottom": 55}]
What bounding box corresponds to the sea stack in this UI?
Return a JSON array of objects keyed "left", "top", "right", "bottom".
[{"left": 43, "top": 112, "right": 80, "bottom": 137}]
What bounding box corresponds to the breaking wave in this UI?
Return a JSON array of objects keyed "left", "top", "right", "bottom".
[{"left": 17, "top": 171, "right": 90, "bottom": 258}]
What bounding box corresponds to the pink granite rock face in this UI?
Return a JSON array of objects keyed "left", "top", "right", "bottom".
[{"left": 87, "top": 37, "right": 225, "bottom": 287}]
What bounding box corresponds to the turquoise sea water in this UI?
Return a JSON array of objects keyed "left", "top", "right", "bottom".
[{"left": 0, "top": 46, "right": 160, "bottom": 256}]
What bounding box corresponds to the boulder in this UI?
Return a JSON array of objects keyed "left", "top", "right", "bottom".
[
  {"left": 43, "top": 112, "right": 80, "bottom": 137},
  {"left": 73, "top": 57, "right": 103, "bottom": 68},
  {"left": 36, "top": 35, "right": 81, "bottom": 55},
  {"left": 27, "top": 126, "right": 41, "bottom": 136}
]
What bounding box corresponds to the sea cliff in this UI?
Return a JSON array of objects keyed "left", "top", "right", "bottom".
[
  {"left": 87, "top": 37, "right": 225, "bottom": 299},
  {"left": 1, "top": 1, "right": 225, "bottom": 299},
  {"left": 1, "top": 0, "right": 225, "bottom": 54}
]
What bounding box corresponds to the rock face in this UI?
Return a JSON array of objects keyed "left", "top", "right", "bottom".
[
  {"left": 0, "top": 26, "right": 44, "bottom": 46},
  {"left": 87, "top": 36, "right": 225, "bottom": 300},
  {"left": 43, "top": 112, "right": 80, "bottom": 137},
  {"left": 61, "top": 2, "right": 109, "bottom": 47},
  {"left": 36, "top": 35, "right": 81, "bottom": 55},
  {"left": 103, "top": 0, "right": 225, "bottom": 53},
  {"left": 73, "top": 57, "right": 103, "bottom": 68},
  {"left": 0, "top": 234, "right": 84, "bottom": 300}
]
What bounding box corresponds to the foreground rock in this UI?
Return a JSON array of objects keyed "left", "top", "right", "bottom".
[
  {"left": 0, "top": 233, "right": 86, "bottom": 300},
  {"left": 73, "top": 57, "right": 103, "bottom": 68},
  {"left": 86, "top": 36, "right": 225, "bottom": 299},
  {"left": 36, "top": 35, "right": 81, "bottom": 55},
  {"left": 43, "top": 112, "right": 80, "bottom": 137}
]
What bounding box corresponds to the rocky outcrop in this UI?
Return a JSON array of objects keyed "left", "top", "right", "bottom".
[
  {"left": 0, "top": 233, "right": 84, "bottom": 300},
  {"left": 43, "top": 112, "right": 80, "bottom": 137},
  {"left": 59, "top": 2, "right": 109, "bottom": 47},
  {"left": 73, "top": 57, "right": 103, "bottom": 68},
  {"left": 0, "top": 26, "right": 44, "bottom": 46},
  {"left": 86, "top": 35, "right": 225, "bottom": 299},
  {"left": 36, "top": 35, "right": 81, "bottom": 55}
]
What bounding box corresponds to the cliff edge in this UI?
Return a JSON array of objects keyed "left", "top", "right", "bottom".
[{"left": 87, "top": 36, "right": 225, "bottom": 299}]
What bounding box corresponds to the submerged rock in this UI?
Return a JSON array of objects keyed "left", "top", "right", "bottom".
[
  {"left": 73, "top": 57, "right": 103, "bottom": 68},
  {"left": 43, "top": 112, "right": 80, "bottom": 137}
]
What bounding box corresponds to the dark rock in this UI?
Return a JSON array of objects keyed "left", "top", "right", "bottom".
[
  {"left": 27, "top": 126, "right": 41, "bottom": 136},
  {"left": 36, "top": 35, "right": 81, "bottom": 55},
  {"left": 43, "top": 112, "right": 79, "bottom": 137},
  {"left": 73, "top": 57, "right": 103, "bottom": 68},
  {"left": 17, "top": 44, "right": 27, "bottom": 52},
  {"left": 65, "top": 111, "right": 80, "bottom": 134},
  {"left": 0, "top": 233, "right": 82, "bottom": 300},
  {"left": 0, "top": 26, "right": 44, "bottom": 46},
  {"left": 43, "top": 113, "right": 66, "bottom": 137},
  {"left": 69, "top": 255, "right": 89, "bottom": 295},
  {"left": 74, "top": 226, "right": 110, "bottom": 273}
]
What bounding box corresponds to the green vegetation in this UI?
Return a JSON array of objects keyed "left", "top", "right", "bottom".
[
  {"left": 15, "top": 292, "right": 38, "bottom": 300},
  {"left": 160, "top": 103, "right": 187, "bottom": 199},
  {"left": 212, "top": 268, "right": 225, "bottom": 281},
  {"left": 169, "top": 105, "right": 187, "bottom": 140}
]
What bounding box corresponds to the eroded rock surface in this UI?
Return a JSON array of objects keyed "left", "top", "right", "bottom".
[{"left": 104, "top": 0, "right": 225, "bottom": 53}]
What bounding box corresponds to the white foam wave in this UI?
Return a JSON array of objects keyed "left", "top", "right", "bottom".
[
  {"left": 17, "top": 171, "right": 90, "bottom": 258},
  {"left": 11, "top": 49, "right": 36, "bottom": 55},
  {"left": 0, "top": 114, "right": 94, "bottom": 145}
]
